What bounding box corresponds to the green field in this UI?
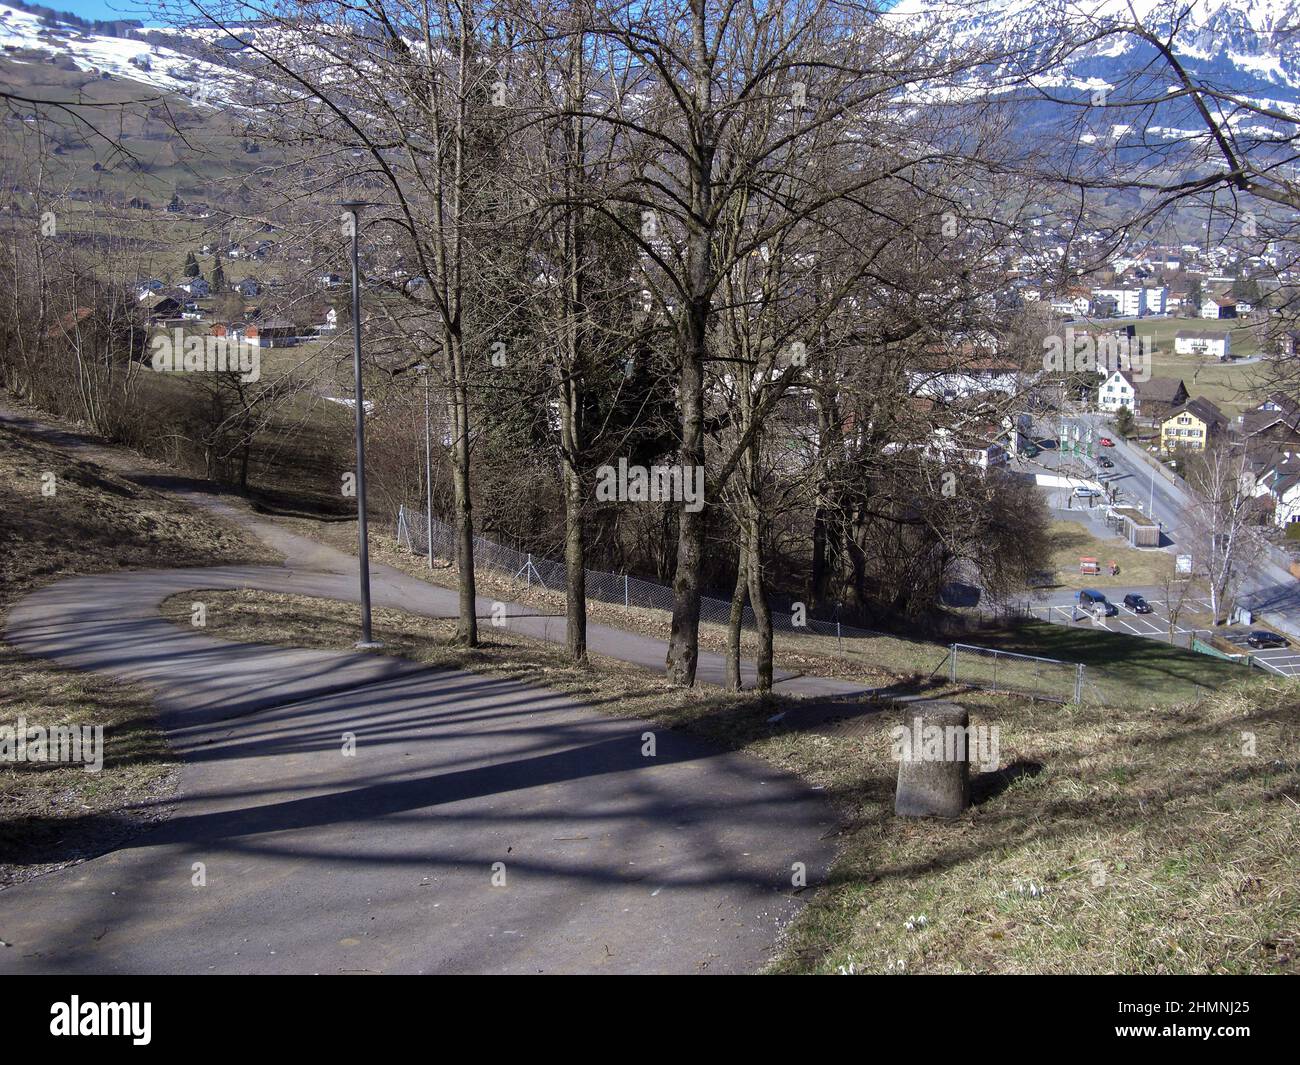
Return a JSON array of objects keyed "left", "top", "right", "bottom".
[{"left": 1102, "top": 314, "right": 1272, "bottom": 416}]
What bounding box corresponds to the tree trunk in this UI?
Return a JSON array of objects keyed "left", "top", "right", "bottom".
[
  {"left": 562, "top": 452, "right": 587, "bottom": 664},
  {"left": 725, "top": 529, "right": 748, "bottom": 691},
  {"left": 447, "top": 363, "right": 478, "bottom": 647},
  {"left": 666, "top": 312, "right": 706, "bottom": 686},
  {"left": 745, "top": 459, "right": 773, "bottom": 692},
  {"left": 810, "top": 500, "right": 829, "bottom": 609}
]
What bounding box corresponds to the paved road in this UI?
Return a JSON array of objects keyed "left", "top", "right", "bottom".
[
  {"left": 0, "top": 409, "right": 840, "bottom": 974},
  {"left": 1032, "top": 412, "right": 1300, "bottom": 641}
]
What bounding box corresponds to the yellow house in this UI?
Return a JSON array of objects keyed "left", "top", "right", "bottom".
[{"left": 1160, "top": 397, "right": 1228, "bottom": 453}]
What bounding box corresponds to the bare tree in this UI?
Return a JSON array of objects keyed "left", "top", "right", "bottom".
[
  {"left": 1158, "top": 565, "right": 1194, "bottom": 645},
  {"left": 1185, "top": 443, "right": 1264, "bottom": 625},
  {"left": 585, "top": 0, "right": 1027, "bottom": 684}
]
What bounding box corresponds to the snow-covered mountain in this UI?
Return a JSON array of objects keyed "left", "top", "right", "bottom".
[
  {"left": 4, "top": 0, "right": 1298, "bottom": 122},
  {"left": 887, "top": 0, "right": 1300, "bottom": 103},
  {"left": 0, "top": 3, "right": 249, "bottom": 107}
]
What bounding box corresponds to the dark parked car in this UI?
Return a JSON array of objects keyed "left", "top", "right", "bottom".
[
  {"left": 1123, "top": 593, "right": 1152, "bottom": 614},
  {"left": 1078, "top": 589, "right": 1118, "bottom": 616},
  {"left": 1246, "top": 631, "right": 1288, "bottom": 649},
  {"left": 1098, "top": 458, "right": 1114, "bottom": 469}
]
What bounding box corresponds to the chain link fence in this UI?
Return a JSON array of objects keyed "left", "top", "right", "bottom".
[
  {"left": 946, "top": 643, "right": 1084, "bottom": 703},
  {"left": 394, "top": 504, "right": 1110, "bottom": 703},
  {"left": 395, "top": 503, "right": 887, "bottom": 644}
]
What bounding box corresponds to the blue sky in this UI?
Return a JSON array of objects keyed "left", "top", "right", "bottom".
[
  {"left": 35, "top": 1, "right": 172, "bottom": 22},
  {"left": 46, "top": 0, "right": 905, "bottom": 25}
]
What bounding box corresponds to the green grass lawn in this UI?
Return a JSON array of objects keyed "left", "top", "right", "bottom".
[
  {"left": 975, "top": 620, "right": 1263, "bottom": 707},
  {"left": 1045, "top": 519, "right": 1173, "bottom": 590}
]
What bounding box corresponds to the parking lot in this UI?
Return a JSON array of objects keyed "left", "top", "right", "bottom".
[{"left": 1028, "top": 594, "right": 1300, "bottom": 677}]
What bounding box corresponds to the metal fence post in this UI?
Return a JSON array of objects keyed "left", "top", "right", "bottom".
[
  {"left": 1073, "top": 663, "right": 1084, "bottom": 704},
  {"left": 526, "top": 554, "right": 532, "bottom": 589},
  {"left": 624, "top": 574, "right": 629, "bottom": 608},
  {"left": 948, "top": 644, "right": 957, "bottom": 684}
]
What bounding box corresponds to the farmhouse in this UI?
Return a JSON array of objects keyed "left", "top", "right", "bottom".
[
  {"left": 1097, "top": 372, "right": 1187, "bottom": 420},
  {"left": 243, "top": 320, "right": 299, "bottom": 347},
  {"left": 1134, "top": 376, "right": 1189, "bottom": 422},
  {"left": 1174, "top": 329, "right": 1230, "bottom": 359},
  {"left": 1200, "top": 294, "right": 1238, "bottom": 319},
  {"left": 139, "top": 293, "right": 182, "bottom": 321}
]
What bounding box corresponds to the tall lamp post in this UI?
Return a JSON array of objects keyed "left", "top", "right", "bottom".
[
  {"left": 342, "top": 200, "right": 382, "bottom": 648},
  {"left": 417, "top": 362, "right": 434, "bottom": 569}
]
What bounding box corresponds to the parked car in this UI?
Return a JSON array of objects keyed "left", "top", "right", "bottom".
[
  {"left": 1098, "top": 458, "right": 1114, "bottom": 469},
  {"left": 1246, "top": 630, "right": 1288, "bottom": 649},
  {"left": 1073, "top": 486, "right": 1101, "bottom": 499},
  {"left": 1123, "top": 593, "right": 1152, "bottom": 614},
  {"left": 1099, "top": 437, "right": 1115, "bottom": 447},
  {"left": 1078, "top": 589, "right": 1117, "bottom": 616},
  {"left": 1022, "top": 443, "right": 1040, "bottom": 458}
]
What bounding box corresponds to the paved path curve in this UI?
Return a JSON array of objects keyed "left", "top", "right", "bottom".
[{"left": 0, "top": 411, "right": 838, "bottom": 974}]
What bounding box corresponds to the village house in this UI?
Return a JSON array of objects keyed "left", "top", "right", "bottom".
[
  {"left": 1239, "top": 393, "right": 1300, "bottom": 456},
  {"left": 1048, "top": 287, "right": 1092, "bottom": 317},
  {"left": 1161, "top": 397, "right": 1229, "bottom": 453},
  {"left": 1097, "top": 371, "right": 1187, "bottom": 420},
  {"left": 243, "top": 319, "right": 299, "bottom": 348},
  {"left": 1097, "top": 369, "right": 1137, "bottom": 413},
  {"left": 907, "top": 356, "right": 1027, "bottom": 401},
  {"left": 1136, "top": 377, "right": 1190, "bottom": 423},
  {"left": 1174, "top": 329, "right": 1231, "bottom": 360},
  {"left": 924, "top": 426, "right": 1010, "bottom": 471},
  {"left": 1250, "top": 457, "right": 1300, "bottom": 528},
  {"left": 178, "top": 277, "right": 210, "bottom": 297},
  {"left": 1200, "top": 294, "right": 1238, "bottom": 319},
  {"left": 1090, "top": 293, "right": 1119, "bottom": 318},
  {"left": 139, "top": 292, "right": 183, "bottom": 322}
]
